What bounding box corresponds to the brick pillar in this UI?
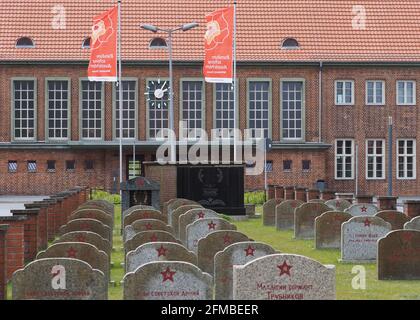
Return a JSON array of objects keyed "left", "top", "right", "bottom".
[
  {"left": 355, "top": 195, "right": 374, "bottom": 204},
  {"left": 0, "top": 216, "right": 27, "bottom": 280},
  {"left": 0, "top": 225, "right": 8, "bottom": 300},
  {"left": 267, "top": 185, "right": 275, "bottom": 200},
  {"left": 12, "top": 209, "right": 39, "bottom": 263},
  {"left": 25, "top": 202, "right": 48, "bottom": 251},
  {"left": 321, "top": 190, "right": 336, "bottom": 201},
  {"left": 306, "top": 189, "right": 320, "bottom": 201},
  {"left": 377, "top": 196, "right": 398, "bottom": 211},
  {"left": 284, "top": 186, "right": 295, "bottom": 200},
  {"left": 294, "top": 187, "right": 307, "bottom": 202},
  {"left": 51, "top": 197, "right": 65, "bottom": 233},
  {"left": 404, "top": 201, "right": 420, "bottom": 219},
  {"left": 46, "top": 199, "right": 58, "bottom": 241},
  {"left": 275, "top": 186, "right": 284, "bottom": 200}
]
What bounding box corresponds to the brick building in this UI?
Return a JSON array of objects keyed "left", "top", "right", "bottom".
[{"left": 0, "top": 0, "right": 420, "bottom": 196}]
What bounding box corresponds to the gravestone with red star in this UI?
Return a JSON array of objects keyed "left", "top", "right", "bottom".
[
  {"left": 125, "top": 230, "right": 181, "bottom": 257},
  {"left": 59, "top": 218, "right": 112, "bottom": 243},
  {"left": 170, "top": 205, "right": 203, "bottom": 236},
  {"left": 123, "top": 205, "right": 156, "bottom": 218},
  {"left": 263, "top": 199, "right": 284, "bottom": 226},
  {"left": 54, "top": 231, "right": 112, "bottom": 256},
  {"left": 341, "top": 216, "right": 391, "bottom": 262},
  {"left": 178, "top": 208, "right": 220, "bottom": 244},
  {"left": 294, "top": 202, "right": 331, "bottom": 239},
  {"left": 197, "top": 230, "right": 249, "bottom": 275},
  {"left": 378, "top": 230, "right": 420, "bottom": 280},
  {"left": 275, "top": 200, "right": 304, "bottom": 230},
  {"left": 123, "top": 209, "right": 167, "bottom": 228},
  {"left": 167, "top": 199, "right": 199, "bottom": 225},
  {"left": 185, "top": 218, "right": 236, "bottom": 252},
  {"left": 375, "top": 210, "right": 410, "bottom": 230},
  {"left": 36, "top": 242, "right": 109, "bottom": 279},
  {"left": 232, "top": 254, "right": 335, "bottom": 300},
  {"left": 12, "top": 258, "right": 107, "bottom": 300},
  {"left": 325, "top": 199, "right": 352, "bottom": 212},
  {"left": 344, "top": 203, "right": 378, "bottom": 217},
  {"left": 315, "top": 211, "right": 352, "bottom": 249},
  {"left": 124, "top": 219, "right": 174, "bottom": 242},
  {"left": 79, "top": 200, "right": 114, "bottom": 216},
  {"left": 69, "top": 209, "right": 113, "bottom": 228},
  {"left": 126, "top": 241, "right": 197, "bottom": 273},
  {"left": 123, "top": 261, "right": 212, "bottom": 300},
  {"left": 214, "top": 241, "right": 277, "bottom": 300},
  {"left": 404, "top": 216, "right": 420, "bottom": 231}
]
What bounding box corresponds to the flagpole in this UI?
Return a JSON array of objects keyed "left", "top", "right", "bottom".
[
  {"left": 233, "top": 0, "right": 237, "bottom": 163},
  {"left": 117, "top": 0, "right": 123, "bottom": 194}
]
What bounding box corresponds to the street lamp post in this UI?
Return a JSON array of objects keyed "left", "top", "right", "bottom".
[{"left": 141, "top": 22, "right": 199, "bottom": 163}]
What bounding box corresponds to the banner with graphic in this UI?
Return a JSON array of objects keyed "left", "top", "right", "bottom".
[
  {"left": 203, "top": 7, "right": 234, "bottom": 83},
  {"left": 88, "top": 6, "right": 118, "bottom": 82}
]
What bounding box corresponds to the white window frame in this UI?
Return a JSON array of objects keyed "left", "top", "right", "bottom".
[
  {"left": 213, "top": 81, "right": 239, "bottom": 140},
  {"left": 179, "top": 78, "right": 205, "bottom": 140},
  {"left": 335, "top": 80, "right": 354, "bottom": 105},
  {"left": 280, "top": 78, "right": 305, "bottom": 142},
  {"left": 112, "top": 78, "right": 138, "bottom": 140},
  {"left": 365, "top": 80, "right": 385, "bottom": 105},
  {"left": 365, "top": 139, "right": 385, "bottom": 180},
  {"left": 396, "top": 80, "right": 416, "bottom": 106},
  {"left": 246, "top": 78, "right": 272, "bottom": 140},
  {"left": 45, "top": 78, "right": 71, "bottom": 141},
  {"left": 145, "top": 78, "right": 170, "bottom": 140},
  {"left": 79, "top": 79, "right": 104, "bottom": 140},
  {"left": 335, "top": 139, "right": 355, "bottom": 180},
  {"left": 397, "top": 139, "right": 416, "bottom": 180}
]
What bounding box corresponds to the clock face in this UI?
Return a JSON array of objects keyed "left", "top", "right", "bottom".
[{"left": 145, "top": 79, "right": 169, "bottom": 109}]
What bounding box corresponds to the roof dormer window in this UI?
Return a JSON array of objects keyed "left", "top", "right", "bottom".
[
  {"left": 82, "top": 37, "right": 91, "bottom": 49},
  {"left": 149, "top": 37, "right": 167, "bottom": 49},
  {"left": 281, "top": 38, "right": 299, "bottom": 49},
  {"left": 16, "top": 37, "right": 35, "bottom": 48}
]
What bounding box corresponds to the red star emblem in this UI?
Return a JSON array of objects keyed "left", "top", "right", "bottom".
[
  {"left": 161, "top": 267, "right": 176, "bottom": 282},
  {"left": 208, "top": 221, "right": 217, "bottom": 230},
  {"left": 401, "top": 233, "right": 414, "bottom": 243},
  {"left": 150, "top": 233, "right": 158, "bottom": 242},
  {"left": 223, "top": 234, "right": 232, "bottom": 245},
  {"left": 80, "top": 222, "right": 90, "bottom": 230},
  {"left": 156, "top": 245, "right": 168, "bottom": 257},
  {"left": 361, "top": 206, "right": 368, "bottom": 213},
  {"left": 136, "top": 179, "right": 145, "bottom": 187},
  {"left": 364, "top": 218, "right": 371, "bottom": 227},
  {"left": 197, "top": 211, "right": 205, "bottom": 219},
  {"left": 244, "top": 245, "right": 255, "bottom": 257},
  {"left": 277, "top": 260, "right": 292, "bottom": 277},
  {"left": 76, "top": 234, "right": 86, "bottom": 242},
  {"left": 145, "top": 223, "right": 153, "bottom": 230},
  {"left": 334, "top": 215, "right": 344, "bottom": 222},
  {"left": 66, "top": 247, "right": 78, "bottom": 258}
]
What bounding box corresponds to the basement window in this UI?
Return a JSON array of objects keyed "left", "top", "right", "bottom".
[
  {"left": 283, "top": 160, "right": 292, "bottom": 172},
  {"left": 16, "top": 37, "right": 35, "bottom": 48},
  {"left": 8, "top": 161, "right": 17, "bottom": 173},
  {"left": 27, "top": 160, "right": 37, "bottom": 173},
  {"left": 85, "top": 160, "right": 94, "bottom": 171},
  {"left": 47, "top": 160, "right": 56, "bottom": 173},
  {"left": 66, "top": 160, "right": 75, "bottom": 171}
]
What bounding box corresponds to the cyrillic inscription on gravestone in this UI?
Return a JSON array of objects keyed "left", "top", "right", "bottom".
[
  {"left": 275, "top": 200, "right": 304, "bottom": 230},
  {"left": 232, "top": 254, "right": 335, "bottom": 300}
]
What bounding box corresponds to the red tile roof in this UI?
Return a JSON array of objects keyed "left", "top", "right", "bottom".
[{"left": 1, "top": 0, "right": 420, "bottom": 62}]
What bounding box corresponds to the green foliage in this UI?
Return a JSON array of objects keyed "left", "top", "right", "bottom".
[
  {"left": 91, "top": 189, "right": 121, "bottom": 205},
  {"left": 244, "top": 191, "right": 266, "bottom": 205}
]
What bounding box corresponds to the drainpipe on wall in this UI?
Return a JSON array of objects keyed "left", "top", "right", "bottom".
[{"left": 318, "top": 61, "right": 323, "bottom": 143}]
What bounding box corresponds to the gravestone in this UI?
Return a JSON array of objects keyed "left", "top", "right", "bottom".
[
  {"left": 294, "top": 203, "right": 331, "bottom": 239},
  {"left": 177, "top": 165, "right": 246, "bottom": 215},
  {"left": 120, "top": 176, "right": 160, "bottom": 215},
  {"left": 325, "top": 199, "right": 352, "bottom": 212},
  {"left": 53, "top": 231, "right": 111, "bottom": 255},
  {"left": 186, "top": 218, "right": 236, "bottom": 252},
  {"left": 275, "top": 200, "right": 304, "bottom": 230},
  {"left": 12, "top": 258, "right": 107, "bottom": 300},
  {"left": 197, "top": 230, "right": 249, "bottom": 275},
  {"left": 232, "top": 254, "right": 335, "bottom": 300},
  {"left": 167, "top": 199, "right": 198, "bottom": 225},
  {"left": 36, "top": 242, "right": 109, "bottom": 278},
  {"left": 123, "top": 205, "right": 156, "bottom": 218},
  {"left": 124, "top": 219, "right": 174, "bottom": 242},
  {"left": 315, "top": 211, "right": 352, "bottom": 249},
  {"left": 60, "top": 218, "right": 112, "bottom": 242},
  {"left": 345, "top": 204, "right": 378, "bottom": 217},
  {"left": 375, "top": 211, "right": 410, "bottom": 230},
  {"left": 162, "top": 199, "right": 177, "bottom": 216},
  {"left": 179, "top": 209, "right": 220, "bottom": 244},
  {"left": 263, "top": 199, "right": 283, "bottom": 226},
  {"left": 404, "top": 216, "right": 420, "bottom": 230},
  {"left": 171, "top": 205, "right": 203, "bottom": 236},
  {"left": 214, "top": 241, "right": 277, "bottom": 300},
  {"left": 69, "top": 209, "right": 113, "bottom": 228},
  {"left": 80, "top": 200, "right": 114, "bottom": 215},
  {"left": 126, "top": 242, "right": 197, "bottom": 273},
  {"left": 123, "top": 209, "right": 167, "bottom": 228},
  {"left": 125, "top": 231, "right": 181, "bottom": 255},
  {"left": 123, "top": 261, "right": 212, "bottom": 300},
  {"left": 341, "top": 216, "right": 391, "bottom": 262},
  {"left": 378, "top": 230, "right": 420, "bottom": 280},
  {"left": 308, "top": 199, "right": 326, "bottom": 204}
]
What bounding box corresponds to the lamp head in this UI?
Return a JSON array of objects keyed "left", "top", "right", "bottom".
[
  {"left": 141, "top": 24, "right": 158, "bottom": 33},
  {"left": 182, "top": 22, "right": 199, "bottom": 31}
]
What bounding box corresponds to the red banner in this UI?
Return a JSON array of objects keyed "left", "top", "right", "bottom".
[
  {"left": 203, "top": 7, "right": 234, "bottom": 83},
  {"left": 88, "top": 6, "right": 118, "bottom": 82}
]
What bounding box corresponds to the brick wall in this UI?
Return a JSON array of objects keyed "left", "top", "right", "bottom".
[
  {"left": 11, "top": 209, "right": 39, "bottom": 262},
  {"left": 144, "top": 163, "right": 177, "bottom": 206},
  {"left": 0, "top": 225, "right": 7, "bottom": 300}
]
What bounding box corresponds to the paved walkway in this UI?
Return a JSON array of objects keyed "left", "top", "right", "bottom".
[{"left": 0, "top": 196, "right": 47, "bottom": 216}]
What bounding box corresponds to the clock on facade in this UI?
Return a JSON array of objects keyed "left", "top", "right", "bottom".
[{"left": 145, "top": 79, "right": 170, "bottom": 109}]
